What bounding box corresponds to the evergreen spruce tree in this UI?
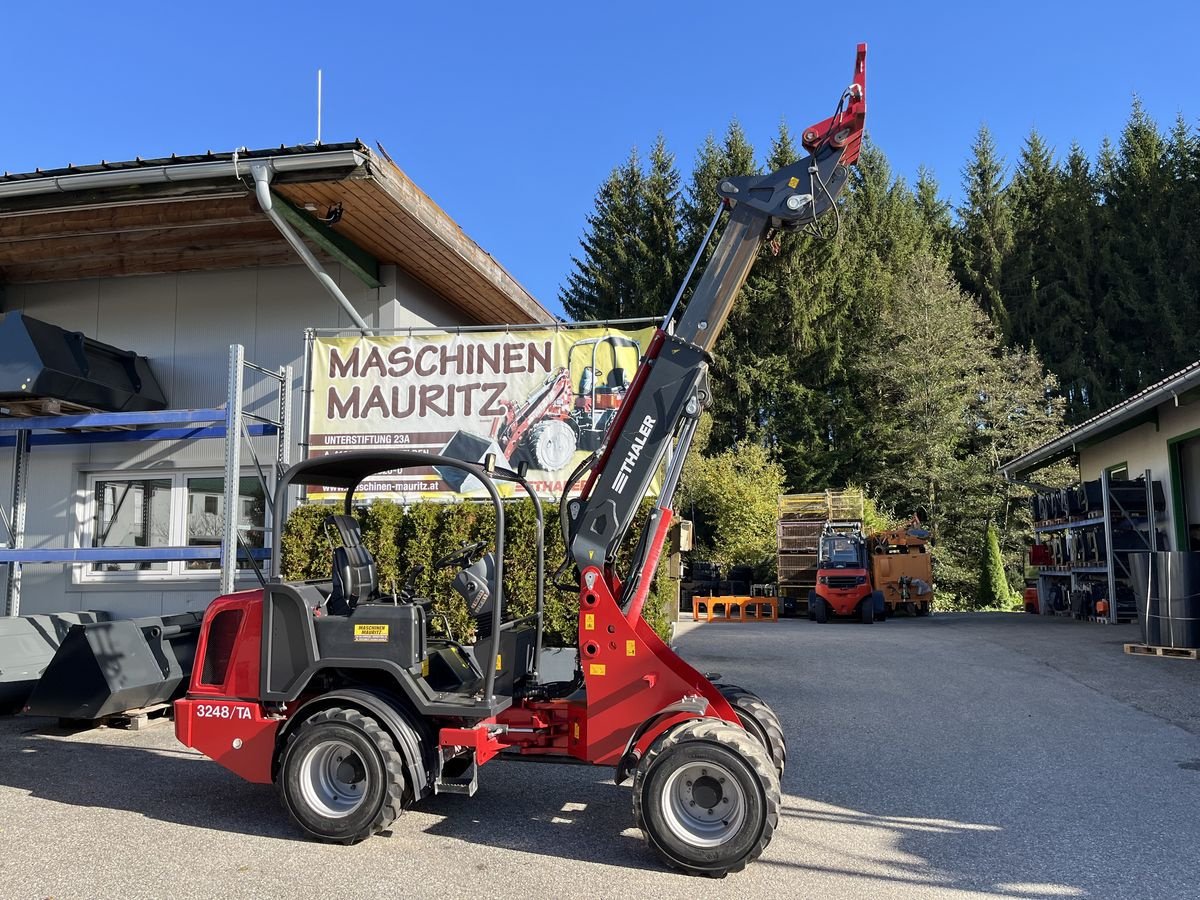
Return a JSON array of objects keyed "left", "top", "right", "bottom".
[
  {"left": 559, "top": 150, "right": 645, "bottom": 320},
  {"left": 559, "top": 141, "right": 684, "bottom": 321},
  {"left": 954, "top": 125, "right": 1013, "bottom": 333},
  {"left": 1093, "top": 100, "right": 1169, "bottom": 399},
  {"left": 1002, "top": 130, "right": 1059, "bottom": 350},
  {"left": 914, "top": 165, "right": 953, "bottom": 260},
  {"left": 977, "top": 523, "right": 1011, "bottom": 609}
]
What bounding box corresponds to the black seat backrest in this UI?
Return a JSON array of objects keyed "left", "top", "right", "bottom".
[{"left": 324, "top": 515, "right": 377, "bottom": 615}]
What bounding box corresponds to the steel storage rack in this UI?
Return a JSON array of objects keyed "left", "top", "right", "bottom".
[
  {"left": 776, "top": 489, "right": 864, "bottom": 615},
  {"left": 1031, "top": 469, "right": 1166, "bottom": 624},
  {"left": 0, "top": 345, "right": 292, "bottom": 616}
]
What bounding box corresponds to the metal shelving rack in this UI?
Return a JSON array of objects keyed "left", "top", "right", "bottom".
[
  {"left": 1033, "top": 468, "right": 1161, "bottom": 624},
  {"left": 0, "top": 345, "right": 291, "bottom": 616}
]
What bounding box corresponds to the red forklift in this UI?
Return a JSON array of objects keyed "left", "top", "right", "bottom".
[
  {"left": 808, "top": 524, "right": 886, "bottom": 623},
  {"left": 175, "top": 45, "right": 867, "bottom": 877}
]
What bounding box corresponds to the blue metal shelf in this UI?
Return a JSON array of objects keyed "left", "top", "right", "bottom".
[
  {"left": 0, "top": 423, "right": 276, "bottom": 448},
  {"left": 0, "top": 546, "right": 270, "bottom": 564}
]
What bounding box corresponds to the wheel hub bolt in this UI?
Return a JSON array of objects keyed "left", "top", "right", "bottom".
[{"left": 689, "top": 801, "right": 695, "bottom": 807}]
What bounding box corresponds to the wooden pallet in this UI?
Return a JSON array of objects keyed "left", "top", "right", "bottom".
[
  {"left": 1124, "top": 643, "right": 1200, "bottom": 660},
  {"left": 0, "top": 397, "right": 98, "bottom": 418},
  {"left": 59, "top": 702, "right": 173, "bottom": 731}
]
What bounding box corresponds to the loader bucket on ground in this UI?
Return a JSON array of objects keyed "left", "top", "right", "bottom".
[
  {"left": 0, "top": 612, "right": 112, "bottom": 713},
  {"left": 23, "top": 612, "right": 202, "bottom": 720}
]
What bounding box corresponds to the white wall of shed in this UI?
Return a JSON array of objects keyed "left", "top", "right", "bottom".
[
  {"left": 1077, "top": 397, "right": 1200, "bottom": 550},
  {"left": 0, "top": 262, "right": 472, "bottom": 616}
]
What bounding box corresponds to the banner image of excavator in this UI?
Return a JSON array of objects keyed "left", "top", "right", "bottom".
[{"left": 490, "top": 334, "right": 642, "bottom": 471}]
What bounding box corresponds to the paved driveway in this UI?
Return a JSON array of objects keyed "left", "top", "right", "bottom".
[{"left": 1, "top": 613, "right": 1198, "bottom": 899}]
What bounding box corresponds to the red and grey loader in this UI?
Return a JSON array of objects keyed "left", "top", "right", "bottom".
[{"left": 175, "top": 45, "right": 867, "bottom": 877}]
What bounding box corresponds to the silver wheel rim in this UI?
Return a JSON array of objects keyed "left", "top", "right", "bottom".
[
  {"left": 660, "top": 760, "right": 746, "bottom": 847},
  {"left": 298, "top": 740, "right": 368, "bottom": 818}
]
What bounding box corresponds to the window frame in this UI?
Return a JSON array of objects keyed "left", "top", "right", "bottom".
[{"left": 74, "top": 468, "right": 271, "bottom": 585}]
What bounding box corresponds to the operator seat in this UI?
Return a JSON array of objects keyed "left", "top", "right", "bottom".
[{"left": 324, "top": 515, "right": 377, "bottom": 615}]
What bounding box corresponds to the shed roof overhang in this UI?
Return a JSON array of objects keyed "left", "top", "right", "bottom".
[
  {"left": 999, "top": 360, "right": 1200, "bottom": 479},
  {"left": 0, "top": 142, "right": 552, "bottom": 326}
]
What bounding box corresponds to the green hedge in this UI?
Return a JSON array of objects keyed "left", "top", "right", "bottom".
[{"left": 280, "top": 498, "right": 674, "bottom": 646}]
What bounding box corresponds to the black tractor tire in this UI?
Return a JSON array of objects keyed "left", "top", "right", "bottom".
[
  {"left": 875, "top": 592, "right": 888, "bottom": 622},
  {"left": 713, "top": 684, "right": 787, "bottom": 780},
  {"left": 905, "top": 601, "right": 918, "bottom": 617},
  {"left": 278, "top": 706, "right": 408, "bottom": 845},
  {"left": 632, "top": 718, "right": 780, "bottom": 877},
  {"left": 860, "top": 597, "right": 875, "bottom": 624},
  {"left": 814, "top": 596, "right": 829, "bottom": 624},
  {"left": 915, "top": 602, "right": 931, "bottom": 617}
]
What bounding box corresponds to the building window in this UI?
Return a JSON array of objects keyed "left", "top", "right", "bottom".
[
  {"left": 1106, "top": 462, "right": 1129, "bottom": 481},
  {"left": 79, "top": 470, "right": 268, "bottom": 582},
  {"left": 184, "top": 475, "right": 266, "bottom": 571},
  {"left": 91, "top": 478, "right": 172, "bottom": 572}
]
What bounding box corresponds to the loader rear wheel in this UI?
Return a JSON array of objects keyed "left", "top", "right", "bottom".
[
  {"left": 633, "top": 718, "right": 780, "bottom": 877},
  {"left": 714, "top": 684, "right": 787, "bottom": 780},
  {"left": 279, "top": 706, "right": 407, "bottom": 845},
  {"left": 526, "top": 419, "right": 577, "bottom": 471}
]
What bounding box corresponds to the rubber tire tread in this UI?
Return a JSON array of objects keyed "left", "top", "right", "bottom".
[
  {"left": 814, "top": 597, "right": 828, "bottom": 623},
  {"left": 632, "top": 717, "right": 781, "bottom": 877},
  {"left": 278, "top": 706, "right": 407, "bottom": 845},
  {"left": 713, "top": 683, "right": 787, "bottom": 779}
]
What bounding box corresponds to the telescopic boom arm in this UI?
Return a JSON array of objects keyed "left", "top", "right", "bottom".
[{"left": 562, "top": 44, "right": 868, "bottom": 610}]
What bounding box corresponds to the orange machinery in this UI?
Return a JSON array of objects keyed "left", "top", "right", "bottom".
[{"left": 868, "top": 524, "right": 933, "bottom": 616}]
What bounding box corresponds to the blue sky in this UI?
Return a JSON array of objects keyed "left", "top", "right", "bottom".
[{"left": 2, "top": 2, "right": 1197, "bottom": 317}]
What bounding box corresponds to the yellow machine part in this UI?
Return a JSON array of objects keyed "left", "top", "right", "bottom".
[{"left": 869, "top": 528, "right": 933, "bottom": 609}]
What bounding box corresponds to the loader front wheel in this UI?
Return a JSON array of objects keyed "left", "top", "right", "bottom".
[
  {"left": 633, "top": 718, "right": 780, "bottom": 877},
  {"left": 278, "top": 706, "right": 407, "bottom": 845},
  {"left": 814, "top": 596, "right": 828, "bottom": 624},
  {"left": 713, "top": 683, "right": 788, "bottom": 780}
]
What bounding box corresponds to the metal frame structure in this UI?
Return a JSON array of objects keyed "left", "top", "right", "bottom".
[
  {"left": 1034, "top": 468, "right": 1161, "bottom": 624},
  {"left": 0, "top": 345, "right": 291, "bottom": 615}
]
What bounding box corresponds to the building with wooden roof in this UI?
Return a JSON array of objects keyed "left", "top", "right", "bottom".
[{"left": 0, "top": 141, "right": 553, "bottom": 617}]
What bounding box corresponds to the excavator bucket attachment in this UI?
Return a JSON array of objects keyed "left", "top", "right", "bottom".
[
  {"left": 23, "top": 613, "right": 201, "bottom": 720},
  {"left": 0, "top": 612, "right": 112, "bottom": 713}
]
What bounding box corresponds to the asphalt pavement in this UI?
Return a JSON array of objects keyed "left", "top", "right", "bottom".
[{"left": 1, "top": 612, "right": 1199, "bottom": 899}]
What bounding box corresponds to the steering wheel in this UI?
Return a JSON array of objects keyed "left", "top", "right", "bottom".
[{"left": 433, "top": 541, "right": 488, "bottom": 571}]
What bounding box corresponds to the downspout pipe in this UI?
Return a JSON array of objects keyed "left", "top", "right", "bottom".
[{"left": 250, "top": 163, "right": 371, "bottom": 334}]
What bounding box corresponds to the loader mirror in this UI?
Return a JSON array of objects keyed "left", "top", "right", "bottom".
[
  {"left": 517, "top": 460, "right": 529, "bottom": 478},
  {"left": 484, "top": 453, "right": 496, "bottom": 474}
]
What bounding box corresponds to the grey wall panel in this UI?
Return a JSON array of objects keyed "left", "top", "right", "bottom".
[
  {"left": 93, "top": 274, "right": 180, "bottom": 403},
  {"left": 16, "top": 279, "right": 100, "bottom": 336}
]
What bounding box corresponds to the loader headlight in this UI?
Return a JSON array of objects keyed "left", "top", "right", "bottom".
[
  {"left": 855, "top": 575, "right": 867, "bottom": 585},
  {"left": 818, "top": 576, "right": 828, "bottom": 585}
]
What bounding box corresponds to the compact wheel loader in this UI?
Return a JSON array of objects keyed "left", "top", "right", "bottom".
[{"left": 176, "top": 45, "right": 866, "bottom": 877}]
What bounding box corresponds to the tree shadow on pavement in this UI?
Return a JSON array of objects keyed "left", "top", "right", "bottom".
[{"left": 0, "top": 719, "right": 297, "bottom": 840}]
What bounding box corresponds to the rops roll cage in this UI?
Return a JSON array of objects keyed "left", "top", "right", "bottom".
[{"left": 271, "top": 450, "right": 545, "bottom": 704}]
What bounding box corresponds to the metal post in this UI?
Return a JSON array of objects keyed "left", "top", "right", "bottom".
[
  {"left": 3, "top": 429, "right": 30, "bottom": 616},
  {"left": 1101, "top": 468, "right": 1117, "bottom": 625},
  {"left": 274, "top": 363, "right": 293, "bottom": 579},
  {"left": 221, "top": 345, "right": 245, "bottom": 596}
]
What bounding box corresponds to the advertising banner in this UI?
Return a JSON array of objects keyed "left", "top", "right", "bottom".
[{"left": 306, "top": 324, "right": 659, "bottom": 501}]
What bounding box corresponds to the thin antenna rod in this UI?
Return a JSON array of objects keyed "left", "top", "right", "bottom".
[{"left": 316, "top": 69, "right": 323, "bottom": 144}]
